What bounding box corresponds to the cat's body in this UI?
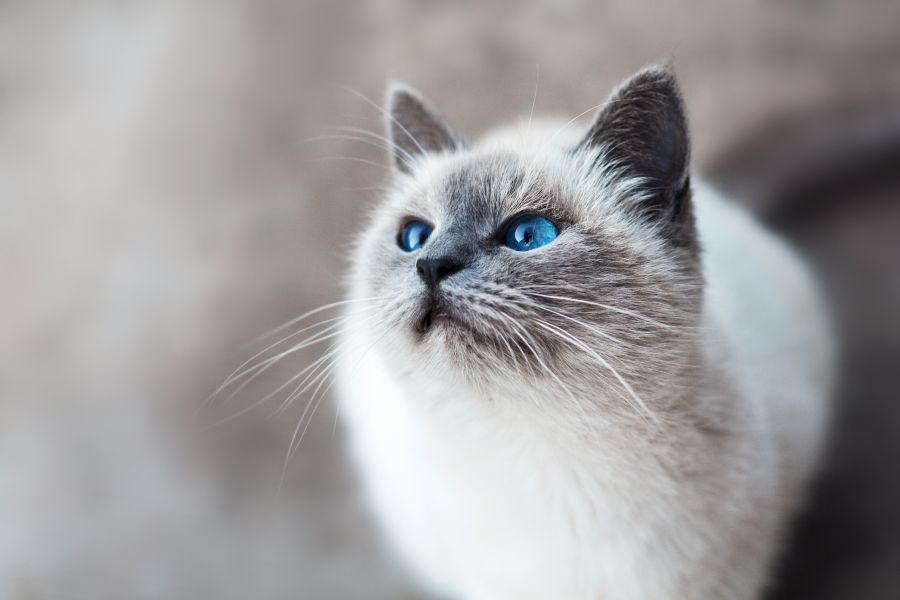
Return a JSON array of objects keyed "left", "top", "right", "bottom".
[{"left": 335, "top": 68, "right": 834, "bottom": 599}]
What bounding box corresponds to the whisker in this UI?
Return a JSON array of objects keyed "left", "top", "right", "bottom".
[
  {"left": 533, "top": 318, "right": 659, "bottom": 425},
  {"left": 315, "top": 156, "right": 389, "bottom": 170},
  {"left": 305, "top": 134, "right": 397, "bottom": 158},
  {"left": 460, "top": 295, "right": 538, "bottom": 379},
  {"left": 201, "top": 349, "right": 335, "bottom": 432},
  {"left": 278, "top": 306, "right": 400, "bottom": 493},
  {"left": 526, "top": 63, "right": 540, "bottom": 137},
  {"left": 307, "top": 130, "right": 417, "bottom": 167},
  {"left": 269, "top": 304, "right": 401, "bottom": 418},
  {"left": 251, "top": 296, "right": 390, "bottom": 345},
  {"left": 206, "top": 296, "right": 398, "bottom": 427},
  {"left": 208, "top": 316, "right": 349, "bottom": 408},
  {"left": 468, "top": 284, "right": 652, "bottom": 424},
  {"left": 491, "top": 309, "right": 580, "bottom": 405},
  {"left": 289, "top": 357, "right": 342, "bottom": 451},
  {"left": 514, "top": 299, "right": 633, "bottom": 349},
  {"left": 339, "top": 85, "right": 429, "bottom": 157},
  {"left": 523, "top": 289, "right": 679, "bottom": 330},
  {"left": 202, "top": 314, "right": 385, "bottom": 428},
  {"left": 212, "top": 320, "right": 352, "bottom": 408},
  {"left": 270, "top": 345, "right": 343, "bottom": 419},
  {"left": 333, "top": 125, "right": 418, "bottom": 164},
  {"left": 330, "top": 312, "right": 400, "bottom": 437},
  {"left": 547, "top": 94, "right": 638, "bottom": 146}
]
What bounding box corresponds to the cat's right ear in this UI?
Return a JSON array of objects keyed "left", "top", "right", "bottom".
[
  {"left": 576, "top": 66, "right": 692, "bottom": 245},
  {"left": 386, "top": 83, "right": 463, "bottom": 175}
]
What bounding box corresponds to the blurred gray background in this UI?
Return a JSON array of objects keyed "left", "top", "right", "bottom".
[{"left": 2, "top": 1, "right": 899, "bottom": 598}]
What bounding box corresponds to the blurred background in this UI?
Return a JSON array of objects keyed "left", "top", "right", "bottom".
[{"left": 2, "top": 1, "right": 899, "bottom": 598}]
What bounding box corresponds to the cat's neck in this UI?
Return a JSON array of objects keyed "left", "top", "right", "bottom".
[{"left": 392, "top": 339, "right": 716, "bottom": 448}]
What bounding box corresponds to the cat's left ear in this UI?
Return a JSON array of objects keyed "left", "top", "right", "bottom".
[
  {"left": 386, "top": 83, "right": 464, "bottom": 175},
  {"left": 577, "top": 66, "right": 692, "bottom": 238}
]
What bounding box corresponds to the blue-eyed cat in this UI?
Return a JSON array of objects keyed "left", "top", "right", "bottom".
[{"left": 335, "top": 65, "right": 834, "bottom": 600}]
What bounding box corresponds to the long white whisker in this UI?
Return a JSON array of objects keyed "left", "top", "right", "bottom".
[
  {"left": 271, "top": 345, "right": 342, "bottom": 419},
  {"left": 523, "top": 289, "right": 677, "bottom": 329},
  {"left": 521, "top": 300, "right": 633, "bottom": 348},
  {"left": 517, "top": 292, "right": 658, "bottom": 422},
  {"left": 306, "top": 133, "right": 398, "bottom": 158},
  {"left": 340, "top": 86, "right": 429, "bottom": 156},
  {"left": 547, "top": 95, "right": 637, "bottom": 146},
  {"left": 272, "top": 299, "right": 401, "bottom": 419},
  {"left": 201, "top": 349, "right": 334, "bottom": 432},
  {"left": 207, "top": 316, "right": 350, "bottom": 408},
  {"left": 202, "top": 315, "right": 383, "bottom": 430},
  {"left": 250, "top": 296, "right": 391, "bottom": 345},
  {"left": 330, "top": 312, "right": 399, "bottom": 436},
  {"left": 278, "top": 306, "right": 400, "bottom": 493},
  {"left": 213, "top": 321, "right": 350, "bottom": 407},
  {"left": 533, "top": 319, "right": 658, "bottom": 425},
  {"left": 526, "top": 63, "right": 540, "bottom": 137},
  {"left": 333, "top": 126, "right": 417, "bottom": 164},
  {"left": 316, "top": 155, "right": 388, "bottom": 170},
  {"left": 465, "top": 298, "right": 537, "bottom": 379},
  {"left": 269, "top": 303, "right": 402, "bottom": 419},
  {"left": 492, "top": 310, "right": 579, "bottom": 404},
  {"left": 289, "top": 358, "right": 341, "bottom": 451}
]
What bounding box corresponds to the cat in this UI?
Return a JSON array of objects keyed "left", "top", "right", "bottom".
[{"left": 334, "top": 65, "right": 835, "bottom": 600}]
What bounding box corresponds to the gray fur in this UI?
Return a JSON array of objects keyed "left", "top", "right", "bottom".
[{"left": 336, "top": 65, "right": 833, "bottom": 599}]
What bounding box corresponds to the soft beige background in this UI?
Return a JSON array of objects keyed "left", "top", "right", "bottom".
[{"left": 2, "top": 1, "right": 899, "bottom": 598}]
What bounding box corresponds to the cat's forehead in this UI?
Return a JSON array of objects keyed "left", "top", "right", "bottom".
[{"left": 395, "top": 150, "right": 576, "bottom": 225}]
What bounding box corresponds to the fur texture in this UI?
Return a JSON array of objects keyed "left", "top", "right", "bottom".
[{"left": 335, "top": 66, "right": 834, "bottom": 599}]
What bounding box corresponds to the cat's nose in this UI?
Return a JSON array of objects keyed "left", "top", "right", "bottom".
[{"left": 416, "top": 256, "right": 463, "bottom": 289}]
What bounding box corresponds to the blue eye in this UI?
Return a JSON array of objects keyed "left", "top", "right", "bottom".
[
  {"left": 399, "top": 220, "right": 433, "bottom": 252},
  {"left": 504, "top": 215, "right": 558, "bottom": 251}
]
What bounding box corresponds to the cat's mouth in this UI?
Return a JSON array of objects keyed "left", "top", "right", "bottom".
[
  {"left": 411, "top": 294, "right": 535, "bottom": 366},
  {"left": 414, "top": 297, "right": 459, "bottom": 336}
]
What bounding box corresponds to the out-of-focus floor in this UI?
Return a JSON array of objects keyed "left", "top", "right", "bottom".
[{"left": 1, "top": 1, "right": 898, "bottom": 598}]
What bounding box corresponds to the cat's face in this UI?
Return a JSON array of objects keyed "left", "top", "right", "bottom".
[{"left": 351, "top": 67, "right": 703, "bottom": 413}]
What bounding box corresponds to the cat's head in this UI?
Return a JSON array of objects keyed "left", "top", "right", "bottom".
[{"left": 351, "top": 66, "right": 703, "bottom": 416}]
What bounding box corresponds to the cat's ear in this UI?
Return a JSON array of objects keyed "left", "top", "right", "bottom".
[
  {"left": 578, "top": 66, "right": 692, "bottom": 236},
  {"left": 386, "top": 83, "right": 463, "bottom": 175}
]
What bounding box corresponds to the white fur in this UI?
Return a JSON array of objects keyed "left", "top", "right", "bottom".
[{"left": 335, "top": 121, "right": 834, "bottom": 599}]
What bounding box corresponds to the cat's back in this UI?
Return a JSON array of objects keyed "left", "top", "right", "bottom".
[{"left": 693, "top": 183, "right": 834, "bottom": 501}]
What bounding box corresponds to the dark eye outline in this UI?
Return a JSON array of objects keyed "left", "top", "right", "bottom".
[
  {"left": 499, "top": 213, "right": 560, "bottom": 252},
  {"left": 397, "top": 219, "right": 434, "bottom": 252}
]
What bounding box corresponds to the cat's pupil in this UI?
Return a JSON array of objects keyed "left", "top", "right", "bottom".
[{"left": 522, "top": 228, "right": 533, "bottom": 245}]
